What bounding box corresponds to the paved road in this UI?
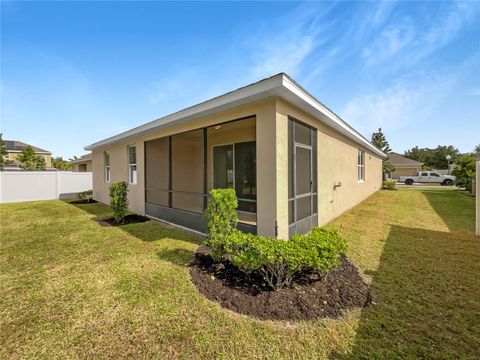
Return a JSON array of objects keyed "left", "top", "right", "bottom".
[{"left": 395, "top": 183, "right": 457, "bottom": 189}]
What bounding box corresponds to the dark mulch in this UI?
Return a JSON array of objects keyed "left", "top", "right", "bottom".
[
  {"left": 70, "top": 199, "right": 98, "bottom": 204},
  {"left": 98, "top": 214, "right": 150, "bottom": 227},
  {"left": 190, "top": 247, "right": 372, "bottom": 321}
]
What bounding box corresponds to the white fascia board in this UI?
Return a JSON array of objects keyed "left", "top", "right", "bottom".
[
  {"left": 85, "top": 73, "right": 385, "bottom": 159},
  {"left": 84, "top": 75, "right": 285, "bottom": 150},
  {"left": 281, "top": 75, "right": 386, "bottom": 159}
]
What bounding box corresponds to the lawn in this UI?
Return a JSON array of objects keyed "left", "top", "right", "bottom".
[{"left": 0, "top": 189, "right": 478, "bottom": 359}]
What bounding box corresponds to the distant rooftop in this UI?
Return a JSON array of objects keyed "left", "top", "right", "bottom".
[
  {"left": 388, "top": 152, "right": 423, "bottom": 166},
  {"left": 4, "top": 140, "right": 51, "bottom": 154},
  {"left": 70, "top": 153, "right": 92, "bottom": 164}
]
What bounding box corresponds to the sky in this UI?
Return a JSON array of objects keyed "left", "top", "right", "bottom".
[{"left": 1, "top": 1, "right": 479, "bottom": 159}]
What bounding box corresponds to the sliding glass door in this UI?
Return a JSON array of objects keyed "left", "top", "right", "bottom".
[{"left": 213, "top": 141, "right": 256, "bottom": 216}]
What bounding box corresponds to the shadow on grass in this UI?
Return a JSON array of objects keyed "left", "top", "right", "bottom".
[
  {"left": 332, "top": 225, "right": 480, "bottom": 359},
  {"left": 155, "top": 247, "right": 194, "bottom": 266},
  {"left": 66, "top": 200, "right": 202, "bottom": 247},
  {"left": 421, "top": 189, "right": 475, "bottom": 232}
]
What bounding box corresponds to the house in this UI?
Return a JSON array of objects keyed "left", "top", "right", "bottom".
[
  {"left": 70, "top": 153, "right": 92, "bottom": 172},
  {"left": 388, "top": 152, "right": 423, "bottom": 179},
  {"left": 3, "top": 140, "right": 53, "bottom": 169},
  {"left": 85, "top": 73, "right": 385, "bottom": 239}
]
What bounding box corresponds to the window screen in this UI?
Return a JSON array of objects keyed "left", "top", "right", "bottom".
[
  {"left": 172, "top": 129, "right": 204, "bottom": 213},
  {"left": 145, "top": 138, "right": 169, "bottom": 206}
]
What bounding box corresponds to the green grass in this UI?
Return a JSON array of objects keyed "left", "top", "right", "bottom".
[{"left": 0, "top": 189, "right": 478, "bottom": 359}]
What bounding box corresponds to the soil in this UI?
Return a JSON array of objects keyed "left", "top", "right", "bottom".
[
  {"left": 70, "top": 199, "right": 98, "bottom": 204},
  {"left": 98, "top": 214, "right": 150, "bottom": 227},
  {"left": 190, "top": 247, "right": 371, "bottom": 321}
]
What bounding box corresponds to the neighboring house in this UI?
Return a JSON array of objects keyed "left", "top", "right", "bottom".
[
  {"left": 3, "top": 140, "right": 53, "bottom": 169},
  {"left": 70, "top": 153, "right": 92, "bottom": 172},
  {"left": 388, "top": 152, "right": 423, "bottom": 179},
  {"left": 85, "top": 73, "right": 385, "bottom": 239}
]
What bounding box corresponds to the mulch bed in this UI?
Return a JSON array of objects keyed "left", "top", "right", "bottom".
[
  {"left": 98, "top": 214, "right": 150, "bottom": 227},
  {"left": 70, "top": 199, "right": 98, "bottom": 204},
  {"left": 190, "top": 247, "right": 371, "bottom": 321}
]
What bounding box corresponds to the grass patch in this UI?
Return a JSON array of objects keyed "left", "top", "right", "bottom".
[{"left": 1, "top": 190, "right": 478, "bottom": 359}]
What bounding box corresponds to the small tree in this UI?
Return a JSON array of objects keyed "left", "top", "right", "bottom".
[
  {"left": 109, "top": 181, "right": 129, "bottom": 222},
  {"left": 371, "top": 128, "right": 395, "bottom": 174},
  {"left": 0, "top": 133, "right": 8, "bottom": 170},
  {"left": 452, "top": 155, "right": 476, "bottom": 192},
  {"left": 204, "top": 188, "right": 238, "bottom": 261},
  {"left": 474, "top": 144, "right": 480, "bottom": 157},
  {"left": 18, "top": 146, "right": 46, "bottom": 171},
  {"left": 53, "top": 156, "right": 72, "bottom": 171}
]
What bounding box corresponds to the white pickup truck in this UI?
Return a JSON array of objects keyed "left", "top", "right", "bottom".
[{"left": 399, "top": 171, "right": 455, "bottom": 186}]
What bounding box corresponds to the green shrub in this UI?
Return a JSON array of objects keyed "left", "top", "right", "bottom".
[
  {"left": 76, "top": 190, "right": 93, "bottom": 201},
  {"left": 224, "top": 227, "right": 347, "bottom": 291},
  {"left": 382, "top": 180, "right": 396, "bottom": 190},
  {"left": 109, "top": 181, "right": 129, "bottom": 222},
  {"left": 204, "top": 188, "right": 238, "bottom": 261},
  {"left": 452, "top": 155, "right": 476, "bottom": 192},
  {"left": 290, "top": 227, "right": 347, "bottom": 276}
]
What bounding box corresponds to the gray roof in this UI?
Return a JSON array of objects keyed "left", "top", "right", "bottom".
[
  {"left": 388, "top": 152, "right": 423, "bottom": 166},
  {"left": 70, "top": 153, "right": 92, "bottom": 164},
  {"left": 4, "top": 140, "right": 51, "bottom": 154}
]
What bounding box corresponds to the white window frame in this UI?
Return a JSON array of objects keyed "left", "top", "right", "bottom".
[
  {"left": 128, "top": 145, "right": 137, "bottom": 185},
  {"left": 104, "top": 151, "right": 111, "bottom": 183},
  {"left": 357, "top": 150, "right": 365, "bottom": 182}
]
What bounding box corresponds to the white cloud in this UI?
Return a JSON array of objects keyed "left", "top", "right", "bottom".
[
  {"left": 248, "top": 34, "right": 315, "bottom": 79},
  {"left": 362, "top": 2, "right": 478, "bottom": 69},
  {"left": 342, "top": 82, "right": 422, "bottom": 135},
  {"left": 245, "top": 3, "right": 338, "bottom": 81},
  {"left": 340, "top": 57, "right": 474, "bottom": 138},
  {"left": 362, "top": 21, "right": 416, "bottom": 66}
]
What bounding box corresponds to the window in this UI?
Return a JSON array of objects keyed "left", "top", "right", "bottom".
[
  {"left": 128, "top": 145, "right": 137, "bottom": 184},
  {"left": 421, "top": 172, "right": 428, "bottom": 176},
  {"left": 357, "top": 150, "right": 365, "bottom": 181},
  {"left": 104, "top": 151, "right": 111, "bottom": 182},
  {"left": 431, "top": 173, "right": 439, "bottom": 177}
]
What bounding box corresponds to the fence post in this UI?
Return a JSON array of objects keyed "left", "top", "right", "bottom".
[{"left": 55, "top": 171, "right": 59, "bottom": 199}]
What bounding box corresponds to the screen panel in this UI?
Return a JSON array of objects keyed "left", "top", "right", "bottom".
[
  {"left": 295, "top": 146, "right": 311, "bottom": 196},
  {"left": 171, "top": 129, "right": 204, "bottom": 213},
  {"left": 295, "top": 121, "right": 311, "bottom": 145},
  {"left": 145, "top": 137, "right": 169, "bottom": 206}
]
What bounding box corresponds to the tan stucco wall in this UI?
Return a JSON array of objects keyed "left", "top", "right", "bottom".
[
  {"left": 72, "top": 160, "right": 92, "bottom": 172},
  {"left": 391, "top": 166, "right": 420, "bottom": 178},
  {"left": 92, "top": 141, "right": 145, "bottom": 215},
  {"left": 275, "top": 98, "right": 383, "bottom": 226},
  {"left": 91, "top": 96, "right": 383, "bottom": 237},
  {"left": 92, "top": 99, "right": 279, "bottom": 233},
  {"left": 6, "top": 152, "right": 53, "bottom": 168}
]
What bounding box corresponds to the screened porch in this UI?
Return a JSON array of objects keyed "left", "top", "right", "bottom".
[{"left": 144, "top": 116, "right": 257, "bottom": 233}]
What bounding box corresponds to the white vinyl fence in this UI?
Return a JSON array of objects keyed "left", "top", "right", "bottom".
[{"left": 0, "top": 171, "right": 92, "bottom": 204}]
